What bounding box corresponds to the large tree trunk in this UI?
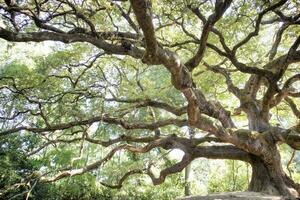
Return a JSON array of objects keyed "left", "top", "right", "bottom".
[
  {"left": 249, "top": 155, "right": 299, "bottom": 197},
  {"left": 249, "top": 155, "right": 280, "bottom": 195},
  {"left": 245, "top": 109, "right": 300, "bottom": 198}
]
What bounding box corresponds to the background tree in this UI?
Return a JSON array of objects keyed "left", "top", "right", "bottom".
[{"left": 0, "top": 0, "right": 300, "bottom": 198}]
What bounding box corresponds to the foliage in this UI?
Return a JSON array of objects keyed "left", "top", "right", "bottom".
[{"left": 208, "top": 160, "right": 250, "bottom": 193}]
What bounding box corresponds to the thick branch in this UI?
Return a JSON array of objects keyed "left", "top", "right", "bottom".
[
  {"left": 193, "top": 145, "right": 251, "bottom": 162},
  {"left": 0, "top": 115, "right": 187, "bottom": 136},
  {"left": 129, "top": 0, "right": 158, "bottom": 63},
  {"left": 0, "top": 28, "right": 144, "bottom": 58}
]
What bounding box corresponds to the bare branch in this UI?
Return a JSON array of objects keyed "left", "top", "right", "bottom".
[
  {"left": 285, "top": 97, "right": 300, "bottom": 119},
  {"left": 185, "top": 0, "right": 232, "bottom": 70},
  {"left": 100, "top": 169, "right": 144, "bottom": 189},
  {"left": 232, "top": 0, "right": 287, "bottom": 52}
]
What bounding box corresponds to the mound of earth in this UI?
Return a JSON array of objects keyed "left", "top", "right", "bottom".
[{"left": 176, "top": 192, "right": 287, "bottom": 200}]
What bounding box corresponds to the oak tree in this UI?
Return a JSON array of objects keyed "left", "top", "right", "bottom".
[{"left": 0, "top": 0, "right": 300, "bottom": 198}]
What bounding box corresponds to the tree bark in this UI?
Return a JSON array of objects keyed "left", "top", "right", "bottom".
[
  {"left": 184, "top": 164, "right": 192, "bottom": 196},
  {"left": 245, "top": 110, "right": 300, "bottom": 198},
  {"left": 249, "top": 155, "right": 280, "bottom": 195},
  {"left": 249, "top": 154, "right": 300, "bottom": 198}
]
